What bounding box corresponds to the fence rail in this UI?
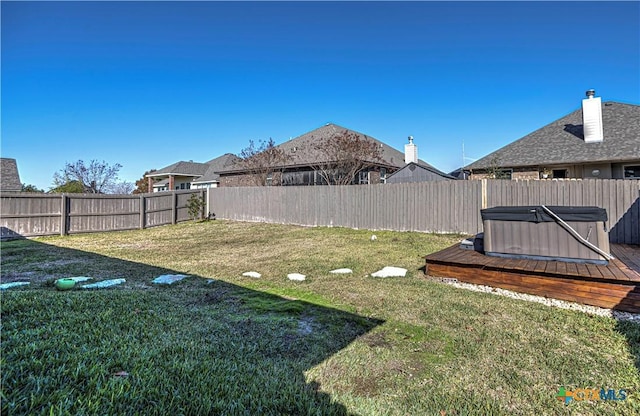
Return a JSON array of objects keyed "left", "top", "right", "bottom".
[
  {"left": 209, "top": 179, "right": 640, "bottom": 244},
  {"left": 0, "top": 190, "right": 203, "bottom": 239}
]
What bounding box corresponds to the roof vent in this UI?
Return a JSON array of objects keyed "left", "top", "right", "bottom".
[
  {"left": 404, "top": 136, "right": 418, "bottom": 164},
  {"left": 582, "top": 89, "right": 603, "bottom": 143}
]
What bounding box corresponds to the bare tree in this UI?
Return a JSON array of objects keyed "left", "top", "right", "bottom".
[
  {"left": 52, "top": 160, "right": 123, "bottom": 194},
  {"left": 238, "top": 138, "right": 290, "bottom": 186},
  {"left": 111, "top": 181, "right": 135, "bottom": 195},
  {"left": 310, "top": 130, "right": 384, "bottom": 185}
]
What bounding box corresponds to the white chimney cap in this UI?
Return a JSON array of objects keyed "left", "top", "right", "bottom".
[{"left": 408, "top": 135, "right": 413, "bottom": 144}]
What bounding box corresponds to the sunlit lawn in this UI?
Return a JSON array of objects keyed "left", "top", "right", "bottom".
[{"left": 2, "top": 220, "right": 639, "bottom": 415}]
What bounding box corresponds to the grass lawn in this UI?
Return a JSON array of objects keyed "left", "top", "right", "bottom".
[{"left": 2, "top": 220, "right": 639, "bottom": 415}]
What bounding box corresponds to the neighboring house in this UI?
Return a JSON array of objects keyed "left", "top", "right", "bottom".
[
  {"left": 0, "top": 158, "right": 22, "bottom": 192},
  {"left": 218, "top": 123, "right": 440, "bottom": 186},
  {"left": 386, "top": 162, "right": 457, "bottom": 183},
  {"left": 146, "top": 153, "right": 240, "bottom": 192},
  {"left": 386, "top": 138, "right": 456, "bottom": 183},
  {"left": 465, "top": 90, "right": 640, "bottom": 180},
  {"left": 448, "top": 167, "right": 470, "bottom": 180}
]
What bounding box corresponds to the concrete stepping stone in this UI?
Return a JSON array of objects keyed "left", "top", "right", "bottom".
[
  {"left": 371, "top": 266, "right": 407, "bottom": 278},
  {"left": 287, "top": 273, "right": 306, "bottom": 281},
  {"left": 0, "top": 282, "right": 30, "bottom": 290},
  {"left": 82, "top": 279, "right": 126, "bottom": 289},
  {"left": 330, "top": 268, "right": 353, "bottom": 274},
  {"left": 68, "top": 276, "right": 93, "bottom": 283},
  {"left": 152, "top": 274, "right": 188, "bottom": 285},
  {"left": 242, "top": 271, "right": 262, "bottom": 278}
]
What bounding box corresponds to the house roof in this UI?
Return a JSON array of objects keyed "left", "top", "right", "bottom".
[
  {"left": 192, "top": 153, "right": 242, "bottom": 183},
  {"left": 386, "top": 162, "right": 457, "bottom": 182},
  {"left": 219, "top": 123, "right": 437, "bottom": 173},
  {"left": 465, "top": 101, "right": 640, "bottom": 170},
  {"left": 148, "top": 153, "right": 242, "bottom": 184},
  {"left": 147, "top": 161, "right": 210, "bottom": 178},
  {"left": 1, "top": 158, "right": 22, "bottom": 192}
]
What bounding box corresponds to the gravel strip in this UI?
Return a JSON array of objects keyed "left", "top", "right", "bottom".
[{"left": 434, "top": 278, "right": 640, "bottom": 323}]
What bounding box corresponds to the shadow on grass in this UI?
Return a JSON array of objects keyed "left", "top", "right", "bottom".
[
  {"left": 616, "top": 319, "right": 640, "bottom": 373},
  {"left": 1, "top": 238, "right": 383, "bottom": 415}
]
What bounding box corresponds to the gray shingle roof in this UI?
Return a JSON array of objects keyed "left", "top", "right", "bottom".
[
  {"left": 148, "top": 154, "right": 242, "bottom": 183},
  {"left": 193, "top": 153, "right": 242, "bottom": 183},
  {"left": 1, "top": 158, "right": 22, "bottom": 192},
  {"left": 465, "top": 102, "right": 640, "bottom": 170},
  {"left": 386, "top": 162, "right": 457, "bottom": 182},
  {"left": 219, "top": 123, "right": 437, "bottom": 173},
  {"left": 148, "top": 161, "right": 210, "bottom": 177}
]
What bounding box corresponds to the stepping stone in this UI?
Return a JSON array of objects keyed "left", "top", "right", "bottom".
[
  {"left": 82, "top": 279, "right": 126, "bottom": 289},
  {"left": 68, "top": 276, "right": 93, "bottom": 283},
  {"left": 287, "top": 273, "right": 306, "bottom": 281},
  {"left": 152, "top": 274, "right": 188, "bottom": 285},
  {"left": 0, "top": 282, "right": 30, "bottom": 290},
  {"left": 330, "top": 268, "right": 353, "bottom": 274},
  {"left": 242, "top": 271, "right": 262, "bottom": 278},
  {"left": 371, "top": 266, "right": 407, "bottom": 278}
]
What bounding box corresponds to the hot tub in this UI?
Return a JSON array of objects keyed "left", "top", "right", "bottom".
[{"left": 480, "top": 206, "right": 611, "bottom": 265}]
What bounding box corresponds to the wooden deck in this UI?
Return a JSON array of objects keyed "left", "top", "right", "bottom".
[{"left": 424, "top": 244, "right": 640, "bottom": 313}]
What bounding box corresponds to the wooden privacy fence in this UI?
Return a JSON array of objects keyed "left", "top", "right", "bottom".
[
  {"left": 209, "top": 179, "right": 640, "bottom": 244},
  {"left": 0, "top": 190, "right": 203, "bottom": 238}
]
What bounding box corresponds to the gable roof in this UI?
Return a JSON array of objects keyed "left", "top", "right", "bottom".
[
  {"left": 219, "top": 123, "right": 438, "bottom": 173},
  {"left": 465, "top": 101, "right": 640, "bottom": 170},
  {"left": 386, "top": 162, "right": 457, "bottom": 182},
  {"left": 277, "top": 123, "right": 406, "bottom": 168},
  {"left": 1, "top": 158, "right": 22, "bottom": 192},
  {"left": 148, "top": 160, "right": 210, "bottom": 178},
  {"left": 148, "top": 153, "right": 242, "bottom": 184},
  {"left": 192, "top": 153, "right": 242, "bottom": 183}
]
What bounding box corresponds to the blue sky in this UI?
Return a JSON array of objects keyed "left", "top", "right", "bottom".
[{"left": 2, "top": 1, "right": 639, "bottom": 190}]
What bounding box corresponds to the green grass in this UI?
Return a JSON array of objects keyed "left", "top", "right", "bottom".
[{"left": 1, "top": 220, "right": 639, "bottom": 415}]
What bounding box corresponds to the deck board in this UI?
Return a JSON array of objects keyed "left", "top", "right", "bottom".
[{"left": 425, "top": 243, "right": 640, "bottom": 313}]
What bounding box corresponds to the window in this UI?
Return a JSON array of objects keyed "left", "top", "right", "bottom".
[
  {"left": 493, "top": 169, "right": 512, "bottom": 180},
  {"left": 624, "top": 165, "right": 640, "bottom": 179},
  {"left": 358, "top": 171, "right": 369, "bottom": 184},
  {"left": 380, "top": 168, "right": 387, "bottom": 184},
  {"left": 266, "top": 173, "right": 273, "bottom": 186},
  {"left": 552, "top": 169, "right": 567, "bottom": 179}
]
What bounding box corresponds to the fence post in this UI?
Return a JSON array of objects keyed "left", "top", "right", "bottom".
[
  {"left": 206, "top": 188, "right": 211, "bottom": 220},
  {"left": 200, "top": 189, "right": 206, "bottom": 220},
  {"left": 172, "top": 191, "right": 177, "bottom": 224},
  {"left": 60, "top": 194, "right": 68, "bottom": 236},
  {"left": 481, "top": 179, "right": 488, "bottom": 209},
  {"left": 139, "top": 194, "right": 146, "bottom": 229}
]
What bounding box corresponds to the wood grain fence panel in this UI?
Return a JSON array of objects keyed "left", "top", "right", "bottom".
[
  {"left": 0, "top": 190, "right": 199, "bottom": 237},
  {"left": 0, "top": 194, "right": 62, "bottom": 237},
  {"left": 145, "top": 193, "right": 174, "bottom": 227},
  {"left": 67, "top": 195, "right": 140, "bottom": 233},
  {"left": 206, "top": 180, "right": 639, "bottom": 244}
]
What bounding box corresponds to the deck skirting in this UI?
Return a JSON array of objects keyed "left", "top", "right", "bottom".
[{"left": 425, "top": 244, "right": 640, "bottom": 313}]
